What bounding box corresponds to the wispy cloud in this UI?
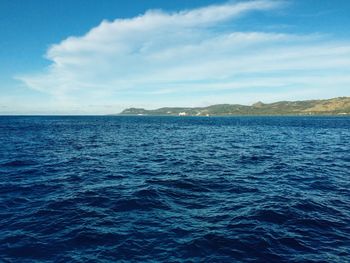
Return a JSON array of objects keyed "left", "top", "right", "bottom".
[{"left": 17, "top": 0, "right": 350, "bottom": 112}]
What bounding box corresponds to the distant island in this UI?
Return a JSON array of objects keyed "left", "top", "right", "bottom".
[{"left": 119, "top": 97, "right": 350, "bottom": 116}]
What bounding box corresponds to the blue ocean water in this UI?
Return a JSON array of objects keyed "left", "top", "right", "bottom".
[{"left": 0, "top": 116, "right": 349, "bottom": 262}]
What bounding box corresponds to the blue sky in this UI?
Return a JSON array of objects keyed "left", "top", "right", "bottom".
[{"left": 1, "top": 0, "right": 350, "bottom": 114}]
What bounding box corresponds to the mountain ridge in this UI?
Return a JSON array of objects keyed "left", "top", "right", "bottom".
[{"left": 119, "top": 97, "right": 350, "bottom": 116}]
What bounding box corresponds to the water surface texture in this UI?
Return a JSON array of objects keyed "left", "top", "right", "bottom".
[{"left": 1, "top": 116, "right": 349, "bottom": 262}]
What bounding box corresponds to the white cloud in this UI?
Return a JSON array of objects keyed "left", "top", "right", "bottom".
[{"left": 17, "top": 0, "right": 350, "bottom": 113}]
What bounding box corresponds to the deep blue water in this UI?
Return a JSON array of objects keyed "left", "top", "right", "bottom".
[{"left": 0, "top": 116, "right": 349, "bottom": 262}]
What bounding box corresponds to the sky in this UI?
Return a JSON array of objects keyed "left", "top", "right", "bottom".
[{"left": 0, "top": 0, "right": 350, "bottom": 114}]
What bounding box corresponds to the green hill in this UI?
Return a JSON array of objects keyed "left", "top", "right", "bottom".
[{"left": 119, "top": 97, "right": 350, "bottom": 116}]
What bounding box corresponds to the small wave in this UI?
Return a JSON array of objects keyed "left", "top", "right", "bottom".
[{"left": 2, "top": 159, "right": 38, "bottom": 167}]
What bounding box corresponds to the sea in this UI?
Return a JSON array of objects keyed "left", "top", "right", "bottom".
[{"left": 0, "top": 116, "right": 349, "bottom": 262}]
